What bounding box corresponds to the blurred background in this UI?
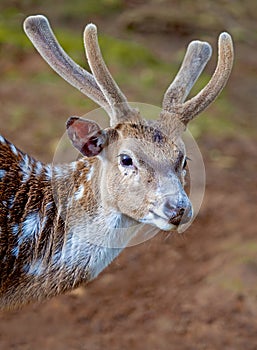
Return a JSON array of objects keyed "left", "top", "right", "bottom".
[{"left": 0, "top": 1, "right": 256, "bottom": 349}]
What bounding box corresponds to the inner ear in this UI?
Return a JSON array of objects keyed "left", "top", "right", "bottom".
[{"left": 66, "top": 116, "right": 108, "bottom": 157}]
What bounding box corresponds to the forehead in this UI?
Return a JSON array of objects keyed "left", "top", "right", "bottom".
[
  {"left": 115, "top": 121, "right": 185, "bottom": 159},
  {"left": 113, "top": 122, "right": 185, "bottom": 169}
]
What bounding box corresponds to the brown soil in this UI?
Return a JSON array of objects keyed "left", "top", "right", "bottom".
[{"left": 0, "top": 2, "right": 257, "bottom": 349}]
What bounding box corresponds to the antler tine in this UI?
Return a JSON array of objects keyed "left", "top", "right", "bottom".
[
  {"left": 84, "top": 24, "right": 140, "bottom": 126},
  {"left": 162, "top": 40, "right": 212, "bottom": 112},
  {"left": 177, "top": 32, "right": 234, "bottom": 124},
  {"left": 23, "top": 15, "right": 110, "bottom": 114}
]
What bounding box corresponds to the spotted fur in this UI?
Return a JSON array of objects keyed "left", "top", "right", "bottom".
[{"left": 0, "top": 137, "right": 110, "bottom": 308}]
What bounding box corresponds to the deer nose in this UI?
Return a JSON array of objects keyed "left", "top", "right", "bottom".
[{"left": 163, "top": 200, "right": 192, "bottom": 226}]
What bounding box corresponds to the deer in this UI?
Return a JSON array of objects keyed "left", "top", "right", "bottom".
[{"left": 0, "top": 15, "right": 234, "bottom": 309}]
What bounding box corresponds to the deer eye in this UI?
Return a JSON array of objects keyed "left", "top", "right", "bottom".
[
  {"left": 119, "top": 154, "right": 134, "bottom": 167},
  {"left": 182, "top": 157, "right": 187, "bottom": 169}
]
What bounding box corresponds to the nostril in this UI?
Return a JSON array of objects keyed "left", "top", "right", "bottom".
[
  {"left": 162, "top": 198, "right": 193, "bottom": 226},
  {"left": 178, "top": 207, "right": 185, "bottom": 217},
  {"left": 163, "top": 202, "right": 185, "bottom": 226},
  {"left": 168, "top": 208, "right": 185, "bottom": 226},
  {"left": 168, "top": 207, "right": 185, "bottom": 219}
]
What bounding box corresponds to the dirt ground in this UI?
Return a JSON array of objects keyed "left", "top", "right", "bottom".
[{"left": 0, "top": 1, "right": 257, "bottom": 349}]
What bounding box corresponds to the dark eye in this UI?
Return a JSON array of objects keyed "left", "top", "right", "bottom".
[
  {"left": 182, "top": 158, "right": 187, "bottom": 169},
  {"left": 119, "top": 154, "right": 133, "bottom": 167}
]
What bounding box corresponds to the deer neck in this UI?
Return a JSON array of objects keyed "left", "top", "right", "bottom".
[
  {"left": 26, "top": 157, "right": 137, "bottom": 278},
  {"left": 1, "top": 148, "right": 138, "bottom": 308}
]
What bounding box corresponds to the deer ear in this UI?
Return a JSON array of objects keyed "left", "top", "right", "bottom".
[{"left": 66, "top": 117, "right": 108, "bottom": 157}]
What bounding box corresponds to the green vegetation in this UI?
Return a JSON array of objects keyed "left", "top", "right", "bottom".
[
  {"left": 46, "top": 0, "right": 123, "bottom": 19},
  {"left": 0, "top": 12, "right": 31, "bottom": 51}
]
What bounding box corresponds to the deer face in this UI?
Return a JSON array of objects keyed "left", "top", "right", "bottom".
[
  {"left": 24, "top": 15, "right": 233, "bottom": 230},
  {"left": 67, "top": 117, "right": 192, "bottom": 231},
  {"left": 106, "top": 122, "right": 193, "bottom": 230}
]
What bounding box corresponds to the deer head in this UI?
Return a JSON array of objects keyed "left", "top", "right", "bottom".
[{"left": 23, "top": 15, "right": 234, "bottom": 232}]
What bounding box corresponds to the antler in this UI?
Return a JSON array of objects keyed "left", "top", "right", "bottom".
[
  {"left": 84, "top": 24, "right": 140, "bottom": 125},
  {"left": 23, "top": 16, "right": 109, "bottom": 112},
  {"left": 24, "top": 16, "right": 233, "bottom": 129},
  {"left": 23, "top": 15, "right": 139, "bottom": 126},
  {"left": 161, "top": 32, "right": 234, "bottom": 126},
  {"left": 162, "top": 40, "right": 212, "bottom": 111}
]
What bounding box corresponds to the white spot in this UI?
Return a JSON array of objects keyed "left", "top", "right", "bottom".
[
  {"left": 74, "top": 184, "right": 84, "bottom": 201},
  {"left": 53, "top": 165, "right": 65, "bottom": 179},
  {"left": 53, "top": 165, "right": 74, "bottom": 179},
  {"left": 10, "top": 143, "right": 18, "bottom": 156},
  {"left": 45, "top": 165, "right": 52, "bottom": 180},
  {"left": 45, "top": 201, "right": 53, "bottom": 212},
  {"left": 19, "top": 154, "right": 32, "bottom": 183},
  {"left": 34, "top": 161, "right": 43, "bottom": 176},
  {"left": 11, "top": 224, "right": 20, "bottom": 257},
  {"left": 20, "top": 154, "right": 29, "bottom": 168},
  {"left": 12, "top": 246, "right": 19, "bottom": 258},
  {"left": 52, "top": 249, "right": 62, "bottom": 265},
  {"left": 8, "top": 194, "right": 15, "bottom": 208},
  {"left": 0, "top": 170, "right": 6, "bottom": 179},
  {"left": 0, "top": 135, "right": 6, "bottom": 144},
  {"left": 19, "top": 212, "right": 41, "bottom": 245},
  {"left": 86, "top": 166, "right": 94, "bottom": 181},
  {"left": 24, "top": 259, "right": 44, "bottom": 276},
  {"left": 12, "top": 223, "right": 19, "bottom": 235},
  {"left": 71, "top": 161, "right": 77, "bottom": 171},
  {"left": 52, "top": 231, "right": 80, "bottom": 267}
]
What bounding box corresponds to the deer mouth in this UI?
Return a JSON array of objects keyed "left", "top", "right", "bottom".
[{"left": 140, "top": 211, "right": 178, "bottom": 231}]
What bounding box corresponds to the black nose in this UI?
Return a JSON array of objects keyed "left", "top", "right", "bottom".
[{"left": 163, "top": 200, "right": 190, "bottom": 226}]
